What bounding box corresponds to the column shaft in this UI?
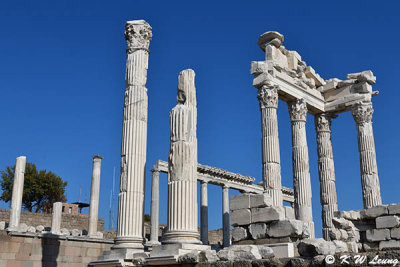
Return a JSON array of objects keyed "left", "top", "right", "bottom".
[
  {"left": 150, "top": 170, "right": 160, "bottom": 243},
  {"left": 352, "top": 102, "right": 382, "bottom": 208},
  {"left": 289, "top": 99, "right": 314, "bottom": 238},
  {"left": 200, "top": 181, "right": 209, "bottom": 245},
  {"left": 258, "top": 85, "right": 282, "bottom": 206},
  {"left": 8, "top": 156, "right": 26, "bottom": 231},
  {"left": 88, "top": 155, "right": 103, "bottom": 237},
  {"left": 315, "top": 114, "right": 338, "bottom": 240},
  {"left": 222, "top": 186, "right": 230, "bottom": 247},
  {"left": 51, "top": 202, "right": 62, "bottom": 234}
]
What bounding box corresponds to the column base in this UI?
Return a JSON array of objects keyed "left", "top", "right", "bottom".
[
  {"left": 148, "top": 243, "right": 211, "bottom": 264},
  {"left": 113, "top": 236, "right": 145, "bottom": 250},
  {"left": 162, "top": 230, "right": 202, "bottom": 245}
]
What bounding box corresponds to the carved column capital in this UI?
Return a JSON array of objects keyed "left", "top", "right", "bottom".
[
  {"left": 124, "top": 20, "right": 152, "bottom": 54},
  {"left": 352, "top": 101, "right": 373, "bottom": 125},
  {"left": 289, "top": 99, "right": 307, "bottom": 122},
  {"left": 257, "top": 84, "right": 279, "bottom": 109},
  {"left": 315, "top": 113, "right": 336, "bottom": 133}
]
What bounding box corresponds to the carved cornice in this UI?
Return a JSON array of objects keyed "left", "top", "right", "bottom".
[
  {"left": 257, "top": 84, "right": 279, "bottom": 109},
  {"left": 289, "top": 98, "right": 308, "bottom": 122},
  {"left": 352, "top": 101, "right": 373, "bottom": 125},
  {"left": 315, "top": 113, "right": 335, "bottom": 133},
  {"left": 124, "top": 21, "right": 152, "bottom": 54}
]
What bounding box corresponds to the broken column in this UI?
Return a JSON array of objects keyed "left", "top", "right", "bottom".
[
  {"left": 8, "top": 156, "right": 26, "bottom": 231},
  {"left": 163, "top": 69, "right": 201, "bottom": 245},
  {"left": 88, "top": 155, "right": 103, "bottom": 237},
  {"left": 222, "top": 186, "right": 230, "bottom": 247},
  {"left": 114, "top": 20, "right": 152, "bottom": 250},
  {"left": 51, "top": 202, "right": 62, "bottom": 235},
  {"left": 149, "top": 169, "right": 160, "bottom": 244},
  {"left": 315, "top": 113, "right": 338, "bottom": 240},
  {"left": 352, "top": 101, "right": 382, "bottom": 208},
  {"left": 200, "top": 181, "right": 209, "bottom": 244},
  {"left": 288, "top": 99, "right": 314, "bottom": 238}
]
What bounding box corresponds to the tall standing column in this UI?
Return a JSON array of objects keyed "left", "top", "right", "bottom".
[
  {"left": 8, "top": 156, "right": 26, "bottom": 231},
  {"left": 315, "top": 114, "right": 338, "bottom": 240},
  {"left": 289, "top": 99, "right": 314, "bottom": 238},
  {"left": 149, "top": 169, "right": 160, "bottom": 244},
  {"left": 115, "top": 20, "right": 152, "bottom": 250},
  {"left": 222, "top": 186, "right": 230, "bottom": 247},
  {"left": 257, "top": 84, "right": 283, "bottom": 206},
  {"left": 200, "top": 181, "right": 209, "bottom": 245},
  {"left": 352, "top": 101, "right": 382, "bottom": 208},
  {"left": 51, "top": 202, "right": 62, "bottom": 235},
  {"left": 163, "top": 69, "right": 201, "bottom": 245},
  {"left": 88, "top": 155, "right": 103, "bottom": 237}
]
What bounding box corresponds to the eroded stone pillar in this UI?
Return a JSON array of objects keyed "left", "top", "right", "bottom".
[
  {"left": 88, "top": 155, "right": 103, "bottom": 237},
  {"left": 51, "top": 202, "right": 62, "bottom": 235},
  {"left": 222, "top": 186, "right": 230, "bottom": 247},
  {"left": 352, "top": 101, "right": 382, "bottom": 208},
  {"left": 149, "top": 169, "right": 160, "bottom": 244},
  {"left": 8, "top": 156, "right": 26, "bottom": 231},
  {"left": 257, "top": 84, "right": 283, "bottom": 206},
  {"left": 200, "top": 181, "right": 209, "bottom": 245},
  {"left": 315, "top": 113, "right": 338, "bottom": 240},
  {"left": 163, "top": 69, "right": 201, "bottom": 245},
  {"left": 288, "top": 99, "right": 314, "bottom": 238},
  {"left": 115, "top": 20, "right": 152, "bottom": 250}
]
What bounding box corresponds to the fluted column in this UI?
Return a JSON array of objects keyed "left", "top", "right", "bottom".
[
  {"left": 289, "top": 99, "right": 314, "bottom": 238},
  {"left": 258, "top": 84, "right": 283, "bottom": 206},
  {"left": 200, "top": 181, "right": 209, "bottom": 245},
  {"left": 8, "top": 156, "right": 26, "bottom": 231},
  {"left": 149, "top": 170, "right": 160, "bottom": 244},
  {"left": 115, "top": 20, "right": 152, "bottom": 250},
  {"left": 222, "top": 186, "right": 230, "bottom": 247},
  {"left": 315, "top": 114, "right": 338, "bottom": 240},
  {"left": 88, "top": 155, "right": 103, "bottom": 237},
  {"left": 163, "top": 69, "right": 201, "bottom": 245},
  {"left": 352, "top": 101, "right": 382, "bottom": 208}
]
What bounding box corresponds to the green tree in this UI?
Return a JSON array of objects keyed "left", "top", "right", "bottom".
[
  {"left": 144, "top": 214, "right": 151, "bottom": 222},
  {"left": 0, "top": 163, "right": 68, "bottom": 213}
]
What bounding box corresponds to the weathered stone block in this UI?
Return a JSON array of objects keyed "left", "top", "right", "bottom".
[
  {"left": 0, "top": 221, "right": 5, "bottom": 230},
  {"left": 251, "top": 206, "right": 284, "bottom": 223},
  {"left": 388, "top": 204, "right": 400, "bottom": 215},
  {"left": 364, "top": 205, "right": 388, "bottom": 218},
  {"left": 332, "top": 217, "right": 355, "bottom": 230},
  {"left": 71, "top": 229, "right": 81, "bottom": 237},
  {"left": 27, "top": 226, "right": 36, "bottom": 233},
  {"left": 333, "top": 240, "right": 348, "bottom": 253},
  {"left": 284, "top": 206, "right": 295, "bottom": 220},
  {"left": 366, "top": 229, "right": 390, "bottom": 242},
  {"left": 231, "top": 209, "right": 251, "bottom": 226},
  {"left": 376, "top": 215, "right": 400, "bottom": 229},
  {"left": 230, "top": 194, "right": 251, "bottom": 211},
  {"left": 347, "top": 241, "right": 359, "bottom": 253},
  {"left": 379, "top": 240, "right": 400, "bottom": 250},
  {"left": 232, "top": 227, "right": 248, "bottom": 242},
  {"left": 249, "top": 194, "right": 272, "bottom": 208},
  {"left": 391, "top": 227, "right": 400, "bottom": 239},
  {"left": 363, "top": 242, "right": 379, "bottom": 251},
  {"left": 297, "top": 239, "right": 336, "bottom": 257},
  {"left": 35, "top": 225, "right": 44, "bottom": 232},
  {"left": 217, "top": 245, "right": 262, "bottom": 261},
  {"left": 267, "top": 220, "right": 303, "bottom": 238},
  {"left": 249, "top": 223, "right": 267, "bottom": 239}
]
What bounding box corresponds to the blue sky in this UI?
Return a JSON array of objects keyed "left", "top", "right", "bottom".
[{"left": 0, "top": 1, "right": 399, "bottom": 238}]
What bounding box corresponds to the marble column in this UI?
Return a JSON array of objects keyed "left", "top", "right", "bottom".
[
  {"left": 352, "top": 101, "right": 382, "bottom": 208},
  {"left": 115, "top": 20, "right": 152, "bottom": 250},
  {"left": 315, "top": 113, "right": 338, "bottom": 240},
  {"left": 257, "top": 84, "right": 283, "bottom": 206},
  {"left": 149, "top": 170, "right": 160, "bottom": 244},
  {"left": 51, "top": 202, "right": 62, "bottom": 235},
  {"left": 222, "top": 186, "right": 230, "bottom": 247},
  {"left": 163, "top": 69, "right": 201, "bottom": 245},
  {"left": 200, "top": 181, "right": 209, "bottom": 245},
  {"left": 288, "top": 99, "right": 314, "bottom": 238},
  {"left": 8, "top": 156, "right": 26, "bottom": 231},
  {"left": 88, "top": 155, "right": 103, "bottom": 237}
]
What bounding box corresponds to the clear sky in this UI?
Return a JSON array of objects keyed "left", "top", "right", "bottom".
[{"left": 0, "top": 1, "right": 399, "bottom": 238}]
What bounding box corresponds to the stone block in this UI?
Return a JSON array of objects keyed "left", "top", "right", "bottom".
[
  {"left": 391, "top": 227, "right": 400, "bottom": 239},
  {"left": 249, "top": 194, "right": 273, "bottom": 208},
  {"left": 347, "top": 70, "right": 376, "bottom": 84},
  {"left": 376, "top": 215, "right": 400, "bottom": 229},
  {"left": 198, "top": 249, "right": 219, "bottom": 263},
  {"left": 27, "top": 226, "right": 36, "bottom": 233},
  {"left": 60, "top": 228, "right": 70, "bottom": 235},
  {"left": 333, "top": 240, "right": 348, "bottom": 253},
  {"left": 249, "top": 223, "right": 267, "bottom": 239},
  {"left": 284, "top": 206, "right": 295, "bottom": 220},
  {"left": 230, "top": 194, "right": 251, "bottom": 211},
  {"left": 366, "top": 229, "right": 390, "bottom": 242},
  {"left": 18, "top": 223, "right": 28, "bottom": 232},
  {"left": 71, "top": 229, "right": 81, "bottom": 236},
  {"left": 257, "top": 245, "right": 274, "bottom": 259},
  {"left": 217, "top": 245, "right": 262, "bottom": 261},
  {"left": 231, "top": 209, "right": 251, "bottom": 226},
  {"left": 0, "top": 221, "right": 5, "bottom": 230},
  {"left": 332, "top": 217, "right": 355, "bottom": 230},
  {"left": 35, "top": 225, "right": 44, "bottom": 233},
  {"left": 232, "top": 227, "right": 248, "bottom": 242},
  {"left": 251, "top": 206, "right": 284, "bottom": 223},
  {"left": 305, "top": 66, "right": 325, "bottom": 87},
  {"left": 364, "top": 205, "right": 388, "bottom": 218},
  {"left": 297, "top": 239, "right": 336, "bottom": 257},
  {"left": 379, "top": 240, "right": 400, "bottom": 250},
  {"left": 347, "top": 241, "right": 359, "bottom": 253},
  {"left": 363, "top": 242, "right": 379, "bottom": 251},
  {"left": 267, "top": 220, "right": 303, "bottom": 238},
  {"left": 388, "top": 204, "right": 400, "bottom": 215}
]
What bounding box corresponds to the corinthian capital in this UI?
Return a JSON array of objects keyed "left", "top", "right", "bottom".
[
  {"left": 124, "top": 20, "right": 152, "bottom": 54},
  {"left": 315, "top": 113, "right": 335, "bottom": 132},
  {"left": 289, "top": 99, "right": 307, "bottom": 122},
  {"left": 352, "top": 101, "right": 373, "bottom": 125},
  {"left": 257, "top": 84, "right": 279, "bottom": 109}
]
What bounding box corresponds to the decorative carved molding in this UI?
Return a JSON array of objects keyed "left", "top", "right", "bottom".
[
  {"left": 257, "top": 84, "right": 279, "bottom": 109},
  {"left": 352, "top": 101, "right": 373, "bottom": 125},
  {"left": 315, "top": 113, "right": 335, "bottom": 132},
  {"left": 124, "top": 21, "right": 152, "bottom": 54},
  {"left": 289, "top": 98, "right": 307, "bottom": 122}
]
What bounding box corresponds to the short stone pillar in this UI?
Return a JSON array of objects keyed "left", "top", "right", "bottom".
[
  {"left": 51, "top": 202, "right": 63, "bottom": 235},
  {"left": 352, "top": 101, "right": 382, "bottom": 208},
  {"left": 315, "top": 113, "right": 338, "bottom": 240},
  {"left": 222, "top": 186, "right": 230, "bottom": 247},
  {"left": 149, "top": 169, "right": 160, "bottom": 244},
  {"left": 200, "top": 181, "right": 209, "bottom": 245},
  {"left": 8, "top": 156, "right": 26, "bottom": 231},
  {"left": 288, "top": 99, "right": 314, "bottom": 238},
  {"left": 88, "top": 155, "right": 103, "bottom": 237}
]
